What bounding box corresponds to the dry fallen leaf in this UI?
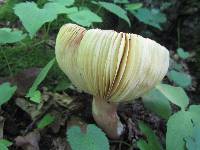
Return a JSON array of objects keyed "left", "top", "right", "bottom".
[
  {"left": 52, "top": 137, "right": 69, "bottom": 150},
  {"left": 0, "top": 68, "right": 41, "bottom": 96},
  {"left": 15, "top": 130, "right": 40, "bottom": 150}
]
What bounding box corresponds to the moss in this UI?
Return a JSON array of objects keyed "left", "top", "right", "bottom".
[
  {"left": 0, "top": 41, "right": 54, "bottom": 76},
  {"left": 0, "top": 37, "right": 70, "bottom": 90},
  {"left": 0, "top": 0, "right": 18, "bottom": 21}
]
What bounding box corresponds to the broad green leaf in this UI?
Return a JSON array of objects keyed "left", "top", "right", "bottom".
[
  {"left": 48, "top": 0, "right": 75, "bottom": 6},
  {"left": 44, "top": 3, "right": 78, "bottom": 15},
  {"left": 168, "top": 70, "right": 192, "bottom": 88},
  {"left": 67, "top": 124, "right": 109, "bottom": 150},
  {"left": 131, "top": 8, "right": 166, "bottom": 30},
  {"left": 0, "top": 28, "right": 26, "bottom": 44},
  {"left": 0, "top": 139, "right": 12, "bottom": 147},
  {"left": 0, "top": 143, "right": 8, "bottom": 150},
  {"left": 156, "top": 84, "right": 189, "bottom": 110},
  {"left": 185, "top": 125, "right": 200, "bottom": 150},
  {"left": 63, "top": 7, "right": 78, "bottom": 14},
  {"left": 0, "top": 82, "right": 17, "bottom": 106},
  {"left": 177, "top": 48, "right": 190, "bottom": 59},
  {"left": 26, "top": 58, "right": 55, "bottom": 103},
  {"left": 114, "top": 0, "right": 129, "bottom": 4},
  {"left": 137, "top": 121, "right": 163, "bottom": 150},
  {"left": 97, "top": 1, "right": 130, "bottom": 26},
  {"left": 142, "top": 88, "right": 172, "bottom": 119},
  {"left": 37, "top": 114, "right": 55, "bottom": 129},
  {"left": 188, "top": 105, "right": 200, "bottom": 126},
  {"left": 14, "top": 2, "right": 55, "bottom": 38},
  {"left": 14, "top": 2, "right": 74, "bottom": 38},
  {"left": 166, "top": 110, "right": 193, "bottom": 150},
  {"left": 68, "top": 9, "right": 102, "bottom": 27},
  {"left": 166, "top": 105, "right": 200, "bottom": 150},
  {"left": 125, "top": 3, "right": 143, "bottom": 11}
]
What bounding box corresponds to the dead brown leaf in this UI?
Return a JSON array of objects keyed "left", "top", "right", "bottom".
[{"left": 15, "top": 130, "right": 40, "bottom": 150}]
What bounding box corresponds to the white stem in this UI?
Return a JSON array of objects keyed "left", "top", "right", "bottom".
[{"left": 92, "top": 97, "right": 124, "bottom": 139}]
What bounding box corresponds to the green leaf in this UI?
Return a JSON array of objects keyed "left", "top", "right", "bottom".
[
  {"left": 14, "top": 2, "right": 73, "bottom": 38},
  {"left": 131, "top": 8, "right": 166, "bottom": 30},
  {"left": 97, "top": 1, "right": 131, "bottom": 26},
  {"left": 177, "top": 48, "right": 190, "bottom": 59},
  {"left": 166, "top": 105, "right": 200, "bottom": 150},
  {"left": 185, "top": 125, "right": 200, "bottom": 150},
  {"left": 44, "top": 3, "right": 78, "bottom": 15},
  {"left": 0, "top": 144, "right": 8, "bottom": 150},
  {"left": 114, "top": 0, "right": 129, "bottom": 4},
  {"left": 166, "top": 110, "right": 193, "bottom": 150},
  {"left": 48, "top": 0, "right": 75, "bottom": 6},
  {"left": 14, "top": 2, "right": 54, "bottom": 38},
  {"left": 0, "top": 82, "right": 17, "bottom": 106},
  {"left": 188, "top": 105, "right": 200, "bottom": 126},
  {"left": 168, "top": 70, "right": 192, "bottom": 88},
  {"left": 156, "top": 84, "right": 189, "bottom": 110},
  {"left": 26, "top": 58, "right": 55, "bottom": 103},
  {"left": 142, "top": 88, "right": 172, "bottom": 119},
  {"left": 137, "top": 121, "right": 163, "bottom": 150},
  {"left": 37, "top": 114, "right": 55, "bottom": 129},
  {"left": 125, "top": 3, "right": 143, "bottom": 11},
  {"left": 68, "top": 9, "right": 102, "bottom": 27},
  {"left": 0, "top": 28, "right": 26, "bottom": 44},
  {"left": 0, "top": 139, "right": 12, "bottom": 147},
  {"left": 54, "top": 79, "right": 71, "bottom": 91},
  {"left": 29, "top": 90, "right": 41, "bottom": 103},
  {"left": 0, "top": 139, "right": 12, "bottom": 150},
  {"left": 67, "top": 124, "right": 109, "bottom": 150}
]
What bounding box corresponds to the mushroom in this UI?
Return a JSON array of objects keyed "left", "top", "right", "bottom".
[{"left": 55, "top": 23, "right": 169, "bottom": 139}]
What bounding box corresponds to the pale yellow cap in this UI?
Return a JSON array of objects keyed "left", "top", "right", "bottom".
[{"left": 55, "top": 24, "right": 169, "bottom": 103}]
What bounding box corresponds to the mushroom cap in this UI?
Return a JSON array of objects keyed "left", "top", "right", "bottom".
[{"left": 55, "top": 23, "right": 169, "bottom": 103}]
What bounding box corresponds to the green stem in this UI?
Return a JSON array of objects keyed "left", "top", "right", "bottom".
[
  {"left": 177, "top": 19, "right": 181, "bottom": 48},
  {"left": 45, "top": 22, "right": 51, "bottom": 38},
  {"left": 96, "top": 5, "right": 102, "bottom": 14},
  {"left": 0, "top": 46, "right": 13, "bottom": 76},
  {"left": 110, "top": 140, "right": 132, "bottom": 147},
  {"left": 32, "top": 40, "right": 45, "bottom": 47}
]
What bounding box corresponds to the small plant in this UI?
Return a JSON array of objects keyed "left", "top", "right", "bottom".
[
  {"left": 167, "top": 48, "right": 192, "bottom": 88},
  {"left": 26, "top": 58, "right": 55, "bottom": 103}
]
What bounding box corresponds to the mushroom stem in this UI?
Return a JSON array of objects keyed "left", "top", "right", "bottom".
[{"left": 92, "top": 97, "right": 124, "bottom": 139}]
